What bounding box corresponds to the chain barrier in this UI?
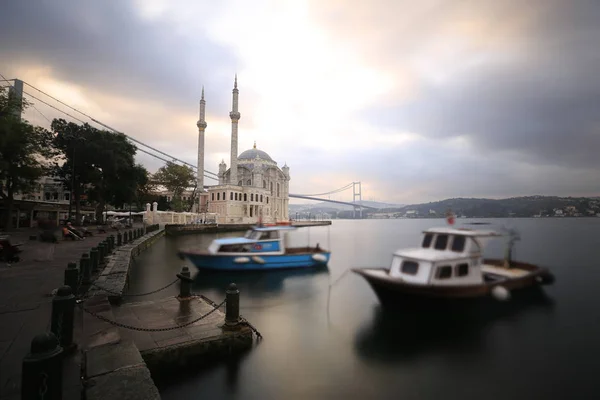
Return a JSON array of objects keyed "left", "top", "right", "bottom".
[
  {"left": 80, "top": 299, "right": 226, "bottom": 332},
  {"left": 88, "top": 278, "right": 179, "bottom": 297},
  {"left": 240, "top": 315, "right": 263, "bottom": 341}
]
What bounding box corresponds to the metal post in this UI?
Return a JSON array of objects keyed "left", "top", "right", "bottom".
[
  {"left": 80, "top": 253, "right": 91, "bottom": 284},
  {"left": 51, "top": 286, "right": 76, "bottom": 351},
  {"left": 176, "top": 266, "right": 192, "bottom": 298},
  {"left": 90, "top": 248, "right": 99, "bottom": 271},
  {"left": 64, "top": 262, "right": 78, "bottom": 292},
  {"left": 21, "top": 332, "right": 63, "bottom": 400},
  {"left": 117, "top": 232, "right": 122, "bottom": 246},
  {"left": 122, "top": 230, "right": 128, "bottom": 244},
  {"left": 128, "top": 230, "right": 133, "bottom": 242},
  {"left": 225, "top": 283, "right": 240, "bottom": 327},
  {"left": 97, "top": 243, "right": 105, "bottom": 265}
]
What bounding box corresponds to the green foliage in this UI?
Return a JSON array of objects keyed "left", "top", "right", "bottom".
[
  {"left": 0, "top": 89, "right": 55, "bottom": 229},
  {"left": 153, "top": 162, "right": 196, "bottom": 211},
  {"left": 51, "top": 118, "right": 140, "bottom": 222}
]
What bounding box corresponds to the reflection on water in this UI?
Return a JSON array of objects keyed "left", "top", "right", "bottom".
[
  {"left": 133, "top": 219, "right": 600, "bottom": 399},
  {"left": 192, "top": 266, "right": 331, "bottom": 305},
  {"left": 354, "top": 288, "right": 555, "bottom": 364}
]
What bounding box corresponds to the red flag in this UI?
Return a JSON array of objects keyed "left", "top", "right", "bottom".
[{"left": 446, "top": 210, "right": 455, "bottom": 225}]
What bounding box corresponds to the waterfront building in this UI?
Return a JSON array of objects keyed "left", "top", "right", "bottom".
[{"left": 196, "top": 76, "right": 290, "bottom": 224}]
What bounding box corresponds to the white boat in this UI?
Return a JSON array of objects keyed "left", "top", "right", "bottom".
[{"left": 353, "top": 224, "right": 555, "bottom": 308}]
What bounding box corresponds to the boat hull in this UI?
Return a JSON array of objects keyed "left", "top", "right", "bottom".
[
  {"left": 353, "top": 259, "right": 554, "bottom": 309},
  {"left": 178, "top": 250, "right": 331, "bottom": 271}
]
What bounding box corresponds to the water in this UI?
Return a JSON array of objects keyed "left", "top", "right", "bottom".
[{"left": 127, "top": 218, "right": 600, "bottom": 399}]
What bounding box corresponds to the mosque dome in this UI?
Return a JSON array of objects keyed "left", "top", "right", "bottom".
[{"left": 238, "top": 143, "right": 273, "bottom": 162}]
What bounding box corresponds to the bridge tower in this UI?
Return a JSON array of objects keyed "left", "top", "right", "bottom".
[
  {"left": 353, "top": 181, "right": 363, "bottom": 218},
  {"left": 229, "top": 74, "right": 240, "bottom": 185}
]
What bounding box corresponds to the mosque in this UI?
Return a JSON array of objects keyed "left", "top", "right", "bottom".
[{"left": 196, "top": 76, "right": 290, "bottom": 224}]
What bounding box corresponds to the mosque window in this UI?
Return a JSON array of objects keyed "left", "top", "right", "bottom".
[
  {"left": 260, "top": 195, "right": 263, "bottom": 202},
  {"left": 263, "top": 180, "right": 266, "bottom": 188},
  {"left": 211, "top": 193, "right": 214, "bottom": 201},
  {"left": 244, "top": 193, "right": 247, "bottom": 202},
  {"left": 234, "top": 193, "right": 238, "bottom": 201},
  {"left": 222, "top": 192, "right": 225, "bottom": 200},
  {"left": 270, "top": 182, "right": 273, "bottom": 194},
  {"left": 230, "top": 192, "right": 233, "bottom": 200},
  {"left": 277, "top": 183, "right": 280, "bottom": 197},
  {"left": 238, "top": 180, "right": 243, "bottom": 186},
  {"left": 251, "top": 194, "right": 254, "bottom": 201},
  {"left": 247, "top": 179, "right": 251, "bottom": 185},
  {"left": 266, "top": 197, "right": 269, "bottom": 204},
  {"left": 217, "top": 193, "right": 220, "bottom": 201}
]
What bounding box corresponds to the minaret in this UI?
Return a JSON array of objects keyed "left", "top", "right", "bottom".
[
  {"left": 229, "top": 75, "right": 240, "bottom": 186},
  {"left": 196, "top": 86, "right": 207, "bottom": 194}
]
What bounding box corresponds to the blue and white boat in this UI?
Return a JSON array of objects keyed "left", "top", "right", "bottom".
[{"left": 177, "top": 225, "right": 331, "bottom": 271}]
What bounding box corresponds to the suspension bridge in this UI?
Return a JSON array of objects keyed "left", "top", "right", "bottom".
[{"left": 1, "top": 77, "right": 374, "bottom": 217}]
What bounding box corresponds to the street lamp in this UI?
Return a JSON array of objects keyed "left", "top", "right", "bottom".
[{"left": 67, "top": 135, "right": 86, "bottom": 222}]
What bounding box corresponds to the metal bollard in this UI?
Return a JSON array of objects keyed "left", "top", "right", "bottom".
[
  {"left": 117, "top": 232, "right": 122, "bottom": 246},
  {"left": 176, "top": 266, "right": 193, "bottom": 298},
  {"left": 127, "top": 230, "right": 131, "bottom": 242},
  {"left": 96, "top": 243, "right": 104, "bottom": 264},
  {"left": 80, "top": 253, "right": 91, "bottom": 284},
  {"left": 90, "top": 248, "right": 99, "bottom": 271},
  {"left": 123, "top": 230, "right": 128, "bottom": 244},
  {"left": 51, "top": 286, "right": 76, "bottom": 351},
  {"left": 225, "top": 283, "right": 240, "bottom": 327},
  {"left": 21, "top": 332, "right": 63, "bottom": 400},
  {"left": 64, "top": 262, "right": 78, "bottom": 292},
  {"left": 110, "top": 235, "right": 115, "bottom": 250}
]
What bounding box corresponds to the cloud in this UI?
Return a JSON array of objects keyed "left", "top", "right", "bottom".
[{"left": 1, "top": 0, "right": 599, "bottom": 204}]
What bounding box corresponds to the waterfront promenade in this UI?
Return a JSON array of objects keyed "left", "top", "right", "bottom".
[{"left": 0, "top": 227, "right": 116, "bottom": 399}]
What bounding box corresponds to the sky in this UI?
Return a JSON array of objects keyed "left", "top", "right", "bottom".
[{"left": 1, "top": 0, "right": 599, "bottom": 205}]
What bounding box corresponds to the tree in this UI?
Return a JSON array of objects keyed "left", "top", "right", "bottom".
[
  {"left": 152, "top": 162, "right": 196, "bottom": 212},
  {"left": 51, "top": 119, "right": 138, "bottom": 223},
  {"left": 0, "top": 91, "right": 55, "bottom": 229}
]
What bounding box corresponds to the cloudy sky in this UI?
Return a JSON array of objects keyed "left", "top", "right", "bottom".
[{"left": 1, "top": 0, "right": 599, "bottom": 204}]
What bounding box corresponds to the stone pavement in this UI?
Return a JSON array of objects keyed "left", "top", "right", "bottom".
[{"left": 0, "top": 226, "right": 118, "bottom": 399}]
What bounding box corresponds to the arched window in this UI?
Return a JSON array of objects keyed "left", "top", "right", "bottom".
[
  {"left": 263, "top": 180, "right": 266, "bottom": 188},
  {"left": 211, "top": 193, "right": 214, "bottom": 201},
  {"left": 230, "top": 192, "right": 233, "bottom": 200},
  {"left": 266, "top": 197, "right": 269, "bottom": 204},
  {"left": 238, "top": 180, "right": 243, "bottom": 186},
  {"left": 251, "top": 194, "right": 254, "bottom": 202},
  {"left": 217, "top": 193, "right": 220, "bottom": 201},
  {"left": 222, "top": 192, "right": 225, "bottom": 200},
  {"left": 277, "top": 183, "right": 280, "bottom": 197},
  {"left": 247, "top": 179, "right": 251, "bottom": 186},
  {"left": 260, "top": 195, "right": 263, "bottom": 202},
  {"left": 244, "top": 193, "right": 247, "bottom": 202}
]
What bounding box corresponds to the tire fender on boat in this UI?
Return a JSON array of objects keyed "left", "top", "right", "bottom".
[
  {"left": 536, "top": 272, "right": 555, "bottom": 285},
  {"left": 251, "top": 256, "right": 266, "bottom": 264},
  {"left": 491, "top": 285, "right": 511, "bottom": 301},
  {"left": 234, "top": 257, "right": 250, "bottom": 264},
  {"left": 312, "top": 253, "right": 328, "bottom": 263}
]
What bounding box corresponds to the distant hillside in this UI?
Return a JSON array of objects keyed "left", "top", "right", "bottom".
[{"left": 384, "top": 196, "right": 600, "bottom": 218}]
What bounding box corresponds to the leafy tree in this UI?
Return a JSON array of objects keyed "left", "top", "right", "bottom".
[
  {"left": 51, "top": 119, "right": 138, "bottom": 223},
  {"left": 0, "top": 91, "right": 55, "bottom": 229},
  {"left": 152, "top": 162, "right": 196, "bottom": 212}
]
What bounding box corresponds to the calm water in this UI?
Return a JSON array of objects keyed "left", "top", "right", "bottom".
[{"left": 127, "top": 219, "right": 600, "bottom": 399}]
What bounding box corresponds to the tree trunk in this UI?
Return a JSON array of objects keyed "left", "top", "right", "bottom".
[
  {"left": 74, "top": 181, "right": 81, "bottom": 225},
  {"left": 4, "top": 187, "right": 15, "bottom": 230},
  {"left": 96, "top": 198, "right": 106, "bottom": 224}
]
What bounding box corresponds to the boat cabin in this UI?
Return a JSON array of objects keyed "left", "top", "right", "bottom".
[
  {"left": 207, "top": 226, "right": 297, "bottom": 255},
  {"left": 388, "top": 227, "right": 502, "bottom": 286}
]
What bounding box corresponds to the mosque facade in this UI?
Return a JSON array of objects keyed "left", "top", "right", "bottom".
[{"left": 196, "top": 76, "right": 290, "bottom": 224}]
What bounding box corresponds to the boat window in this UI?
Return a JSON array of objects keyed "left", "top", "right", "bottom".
[
  {"left": 268, "top": 231, "right": 279, "bottom": 239},
  {"left": 451, "top": 235, "right": 466, "bottom": 252},
  {"left": 456, "top": 263, "right": 469, "bottom": 277},
  {"left": 436, "top": 265, "right": 452, "bottom": 279},
  {"left": 219, "top": 244, "right": 246, "bottom": 252},
  {"left": 422, "top": 233, "right": 433, "bottom": 248},
  {"left": 434, "top": 234, "right": 449, "bottom": 250},
  {"left": 401, "top": 261, "right": 419, "bottom": 275},
  {"left": 244, "top": 230, "right": 253, "bottom": 238}
]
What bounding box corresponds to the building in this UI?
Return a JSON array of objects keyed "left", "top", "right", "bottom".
[{"left": 196, "top": 77, "right": 290, "bottom": 224}]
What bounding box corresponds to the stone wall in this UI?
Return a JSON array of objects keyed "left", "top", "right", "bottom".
[{"left": 89, "top": 228, "right": 165, "bottom": 304}]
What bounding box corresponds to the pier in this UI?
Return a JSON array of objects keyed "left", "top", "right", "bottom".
[
  {"left": 0, "top": 223, "right": 258, "bottom": 400},
  {"left": 165, "top": 220, "right": 332, "bottom": 236}
]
